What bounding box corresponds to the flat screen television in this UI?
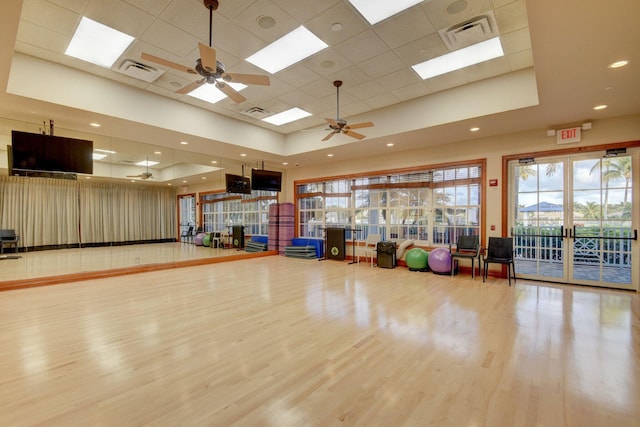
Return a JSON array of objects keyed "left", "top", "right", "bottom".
[
  {"left": 225, "top": 173, "right": 251, "bottom": 194},
  {"left": 11, "top": 130, "right": 93, "bottom": 175},
  {"left": 251, "top": 168, "right": 282, "bottom": 192}
]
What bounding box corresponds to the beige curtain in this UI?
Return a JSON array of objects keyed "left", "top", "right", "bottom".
[
  {"left": 0, "top": 176, "right": 78, "bottom": 247},
  {"left": 0, "top": 176, "right": 177, "bottom": 248}
]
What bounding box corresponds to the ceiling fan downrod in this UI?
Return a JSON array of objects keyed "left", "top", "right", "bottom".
[
  {"left": 203, "top": 0, "right": 219, "bottom": 47},
  {"left": 334, "top": 80, "right": 342, "bottom": 121}
]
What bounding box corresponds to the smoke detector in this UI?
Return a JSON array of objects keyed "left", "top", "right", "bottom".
[
  {"left": 117, "top": 59, "right": 164, "bottom": 83},
  {"left": 439, "top": 11, "right": 499, "bottom": 51}
]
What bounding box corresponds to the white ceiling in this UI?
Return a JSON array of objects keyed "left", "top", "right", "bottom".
[{"left": 0, "top": 0, "right": 639, "bottom": 175}]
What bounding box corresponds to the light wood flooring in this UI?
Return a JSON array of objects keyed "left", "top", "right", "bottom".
[{"left": 1, "top": 255, "right": 639, "bottom": 426}]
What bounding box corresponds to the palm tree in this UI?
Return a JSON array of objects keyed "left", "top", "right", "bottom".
[
  {"left": 574, "top": 201, "right": 601, "bottom": 220},
  {"left": 589, "top": 156, "right": 631, "bottom": 218}
]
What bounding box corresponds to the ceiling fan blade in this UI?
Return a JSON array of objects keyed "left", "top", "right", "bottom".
[
  {"left": 344, "top": 130, "right": 366, "bottom": 140},
  {"left": 198, "top": 42, "right": 217, "bottom": 72},
  {"left": 322, "top": 132, "right": 336, "bottom": 142},
  {"left": 141, "top": 52, "right": 196, "bottom": 75},
  {"left": 222, "top": 72, "right": 270, "bottom": 86},
  {"left": 216, "top": 82, "right": 247, "bottom": 103},
  {"left": 175, "top": 79, "right": 205, "bottom": 94},
  {"left": 346, "top": 121, "right": 374, "bottom": 130}
]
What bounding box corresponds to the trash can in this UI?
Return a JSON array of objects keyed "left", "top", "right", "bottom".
[{"left": 377, "top": 241, "right": 396, "bottom": 268}]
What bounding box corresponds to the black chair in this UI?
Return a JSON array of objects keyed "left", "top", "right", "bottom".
[
  {"left": 449, "top": 235, "right": 480, "bottom": 278},
  {"left": 180, "top": 226, "right": 194, "bottom": 244},
  {"left": 0, "top": 229, "right": 20, "bottom": 254},
  {"left": 482, "top": 237, "right": 516, "bottom": 286}
]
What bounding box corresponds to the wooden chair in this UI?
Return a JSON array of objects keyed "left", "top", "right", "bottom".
[
  {"left": 449, "top": 235, "right": 480, "bottom": 278},
  {"left": 0, "top": 229, "right": 20, "bottom": 254},
  {"left": 482, "top": 237, "right": 516, "bottom": 286}
]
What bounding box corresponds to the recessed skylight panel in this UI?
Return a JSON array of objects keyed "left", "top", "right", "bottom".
[
  {"left": 262, "top": 108, "right": 312, "bottom": 126},
  {"left": 246, "top": 26, "right": 328, "bottom": 74},
  {"left": 347, "top": 0, "right": 426, "bottom": 25},
  {"left": 65, "top": 17, "right": 134, "bottom": 68},
  {"left": 412, "top": 37, "right": 504, "bottom": 80}
]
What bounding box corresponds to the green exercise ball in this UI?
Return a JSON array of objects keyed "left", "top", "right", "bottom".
[
  {"left": 202, "top": 234, "right": 211, "bottom": 247},
  {"left": 405, "top": 248, "right": 429, "bottom": 271}
]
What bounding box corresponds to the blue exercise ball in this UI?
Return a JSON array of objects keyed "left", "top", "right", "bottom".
[
  {"left": 428, "top": 247, "right": 452, "bottom": 274},
  {"left": 405, "top": 248, "right": 429, "bottom": 271}
]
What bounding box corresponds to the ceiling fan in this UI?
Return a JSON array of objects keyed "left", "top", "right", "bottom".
[
  {"left": 127, "top": 158, "right": 153, "bottom": 180},
  {"left": 140, "top": 0, "right": 270, "bottom": 103},
  {"left": 322, "top": 80, "right": 374, "bottom": 141}
]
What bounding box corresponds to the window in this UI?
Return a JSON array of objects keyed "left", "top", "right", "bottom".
[
  {"left": 296, "top": 162, "right": 482, "bottom": 246},
  {"left": 201, "top": 190, "right": 277, "bottom": 235}
]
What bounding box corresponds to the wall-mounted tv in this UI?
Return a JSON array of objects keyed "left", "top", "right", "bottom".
[
  {"left": 251, "top": 168, "right": 282, "bottom": 192},
  {"left": 11, "top": 130, "right": 93, "bottom": 175},
  {"left": 225, "top": 173, "right": 251, "bottom": 194}
]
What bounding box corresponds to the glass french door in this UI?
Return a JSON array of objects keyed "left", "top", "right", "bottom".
[{"left": 509, "top": 151, "right": 638, "bottom": 290}]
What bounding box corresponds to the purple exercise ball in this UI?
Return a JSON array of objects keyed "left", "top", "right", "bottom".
[{"left": 428, "top": 247, "right": 452, "bottom": 273}]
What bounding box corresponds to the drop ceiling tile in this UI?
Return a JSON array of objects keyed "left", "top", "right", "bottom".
[
  {"left": 394, "top": 33, "right": 447, "bottom": 66},
  {"left": 276, "top": 63, "right": 322, "bottom": 88},
  {"left": 377, "top": 68, "right": 422, "bottom": 91},
  {"left": 140, "top": 19, "right": 200, "bottom": 57},
  {"left": 301, "top": 48, "right": 352, "bottom": 77},
  {"left": 334, "top": 30, "right": 389, "bottom": 64},
  {"left": 234, "top": 0, "right": 299, "bottom": 43},
  {"left": 463, "top": 56, "right": 511, "bottom": 82},
  {"left": 160, "top": 0, "right": 221, "bottom": 41},
  {"left": 215, "top": 0, "right": 255, "bottom": 20},
  {"left": 21, "top": 0, "right": 79, "bottom": 36},
  {"left": 358, "top": 51, "right": 406, "bottom": 79},
  {"left": 325, "top": 66, "right": 370, "bottom": 89},
  {"left": 271, "top": 0, "right": 340, "bottom": 22},
  {"left": 121, "top": 0, "right": 171, "bottom": 15},
  {"left": 364, "top": 92, "right": 401, "bottom": 110},
  {"left": 506, "top": 49, "right": 533, "bottom": 71},
  {"left": 47, "top": 0, "right": 90, "bottom": 13},
  {"left": 213, "top": 21, "right": 268, "bottom": 59},
  {"left": 423, "top": 69, "right": 469, "bottom": 92},
  {"left": 304, "top": 2, "right": 370, "bottom": 46},
  {"left": 373, "top": 8, "right": 436, "bottom": 49},
  {"left": 500, "top": 26, "right": 531, "bottom": 55},
  {"left": 391, "top": 81, "right": 433, "bottom": 101},
  {"left": 346, "top": 80, "right": 386, "bottom": 101},
  {"left": 84, "top": 0, "right": 154, "bottom": 37},
  {"left": 494, "top": 0, "right": 528, "bottom": 34},
  {"left": 16, "top": 20, "right": 69, "bottom": 53}
]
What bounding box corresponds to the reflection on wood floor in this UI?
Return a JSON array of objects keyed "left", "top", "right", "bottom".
[
  {"left": 0, "top": 242, "right": 264, "bottom": 290},
  {"left": 0, "top": 256, "right": 638, "bottom": 426}
]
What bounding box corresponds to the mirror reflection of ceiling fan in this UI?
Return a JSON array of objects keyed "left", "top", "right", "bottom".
[
  {"left": 322, "top": 80, "right": 374, "bottom": 141},
  {"left": 127, "top": 158, "right": 153, "bottom": 180},
  {"left": 140, "top": 0, "right": 270, "bottom": 103}
]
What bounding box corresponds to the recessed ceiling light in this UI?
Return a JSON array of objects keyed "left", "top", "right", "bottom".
[
  {"left": 65, "top": 17, "right": 134, "bottom": 68},
  {"left": 246, "top": 26, "right": 328, "bottom": 74},
  {"left": 282, "top": 162, "right": 288, "bottom": 165},
  {"left": 262, "top": 107, "right": 312, "bottom": 125},
  {"left": 182, "top": 180, "right": 187, "bottom": 183},
  {"left": 386, "top": 143, "right": 394, "bottom": 147},
  {"left": 180, "top": 141, "right": 188, "bottom": 145},
  {"left": 240, "top": 153, "right": 247, "bottom": 157},
  {"left": 608, "top": 60, "right": 629, "bottom": 69},
  {"left": 470, "top": 127, "right": 480, "bottom": 132},
  {"left": 211, "top": 160, "right": 218, "bottom": 164},
  {"left": 327, "top": 153, "right": 334, "bottom": 157},
  {"left": 187, "top": 82, "right": 247, "bottom": 104},
  {"left": 593, "top": 104, "right": 608, "bottom": 110},
  {"left": 412, "top": 37, "right": 504, "bottom": 80},
  {"left": 89, "top": 122, "right": 101, "bottom": 127},
  {"left": 154, "top": 151, "right": 161, "bottom": 155},
  {"left": 92, "top": 153, "right": 107, "bottom": 160},
  {"left": 136, "top": 160, "right": 159, "bottom": 166},
  {"left": 201, "top": 177, "right": 207, "bottom": 180},
  {"left": 168, "top": 183, "right": 172, "bottom": 186},
  {"left": 347, "top": 0, "right": 424, "bottom": 25}
]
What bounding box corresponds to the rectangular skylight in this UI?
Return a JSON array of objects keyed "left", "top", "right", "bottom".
[
  {"left": 262, "top": 107, "right": 312, "bottom": 126},
  {"left": 187, "top": 82, "right": 247, "bottom": 104},
  {"left": 65, "top": 17, "right": 134, "bottom": 68},
  {"left": 412, "top": 37, "right": 504, "bottom": 80},
  {"left": 136, "top": 160, "right": 159, "bottom": 167},
  {"left": 246, "top": 26, "right": 328, "bottom": 74},
  {"left": 347, "top": 0, "right": 425, "bottom": 25}
]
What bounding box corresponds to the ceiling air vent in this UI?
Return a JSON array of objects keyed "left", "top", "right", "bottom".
[
  {"left": 116, "top": 59, "right": 164, "bottom": 83},
  {"left": 241, "top": 106, "right": 271, "bottom": 119},
  {"left": 438, "top": 11, "right": 499, "bottom": 51}
]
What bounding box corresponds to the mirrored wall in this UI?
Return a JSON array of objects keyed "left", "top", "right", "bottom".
[{"left": 0, "top": 116, "right": 240, "bottom": 284}]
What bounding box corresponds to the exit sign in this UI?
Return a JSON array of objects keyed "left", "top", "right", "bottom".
[{"left": 557, "top": 126, "right": 581, "bottom": 144}]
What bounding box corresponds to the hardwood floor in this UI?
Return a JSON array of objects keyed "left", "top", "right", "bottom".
[{"left": 0, "top": 256, "right": 638, "bottom": 426}]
